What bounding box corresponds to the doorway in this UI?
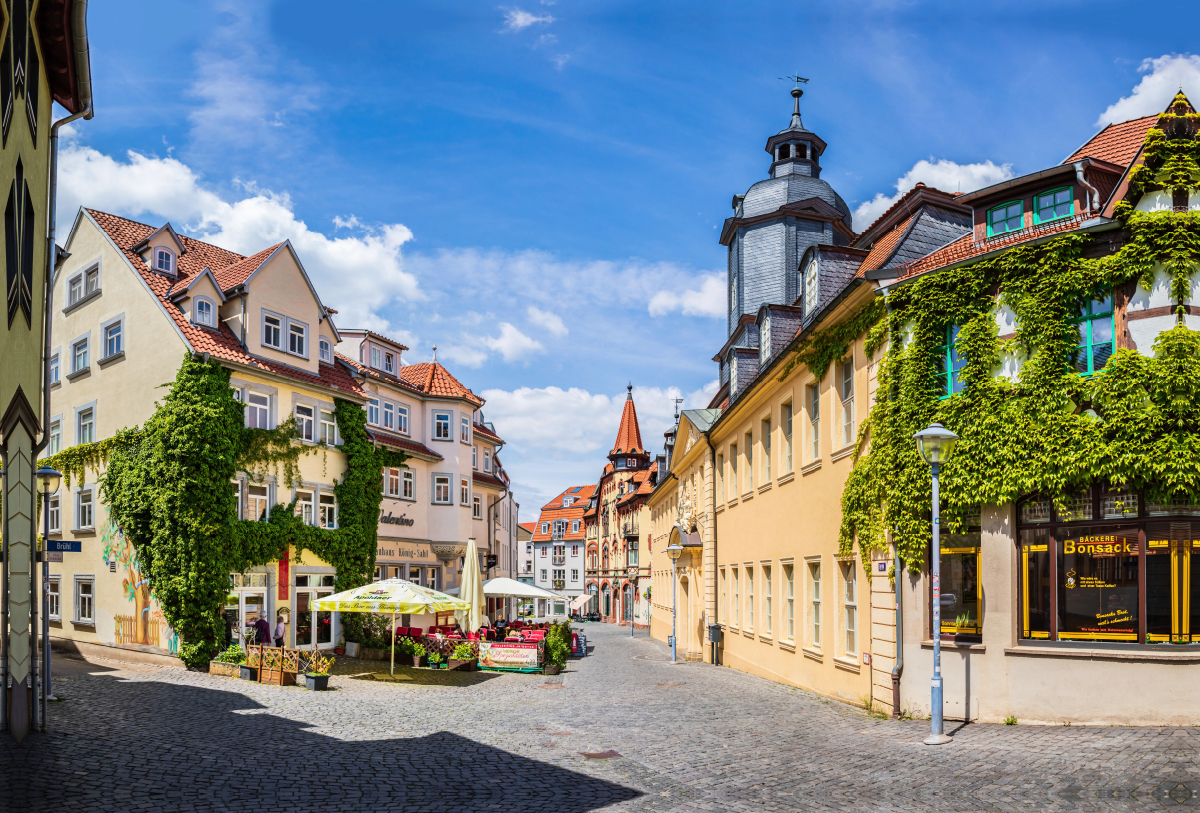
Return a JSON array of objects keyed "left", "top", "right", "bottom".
[
  {"left": 224, "top": 573, "right": 269, "bottom": 646},
  {"left": 295, "top": 574, "right": 335, "bottom": 648}
]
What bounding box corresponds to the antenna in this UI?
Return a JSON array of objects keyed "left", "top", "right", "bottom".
[{"left": 673, "top": 397, "right": 684, "bottom": 421}]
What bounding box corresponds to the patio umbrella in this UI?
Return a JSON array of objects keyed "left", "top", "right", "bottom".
[
  {"left": 481, "top": 577, "right": 562, "bottom": 600},
  {"left": 461, "top": 537, "right": 486, "bottom": 633},
  {"left": 314, "top": 579, "right": 470, "bottom": 676}
]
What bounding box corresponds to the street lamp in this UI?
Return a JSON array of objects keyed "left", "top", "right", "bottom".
[
  {"left": 628, "top": 565, "right": 639, "bottom": 638},
  {"left": 665, "top": 543, "right": 683, "bottom": 663},
  {"left": 913, "top": 422, "right": 958, "bottom": 746},
  {"left": 36, "top": 465, "right": 61, "bottom": 733}
]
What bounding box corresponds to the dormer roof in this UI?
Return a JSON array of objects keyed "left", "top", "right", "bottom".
[
  {"left": 398, "top": 362, "right": 485, "bottom": 407},
  {"left": 132, "top": 222, "right": 187, "bottom": 256}
]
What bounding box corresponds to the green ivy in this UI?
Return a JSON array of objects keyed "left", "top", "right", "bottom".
[
  {"left": 777, "top": 297, "right": 886, "bottom": 383},
  {"left": 96, "top": 354, "right": 406, "bottom": 667},
  {"left": 840, "top": 104, "right": 1200, "bottom": 574}
]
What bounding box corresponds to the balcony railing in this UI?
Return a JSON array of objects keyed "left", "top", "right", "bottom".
[
  {"left": 552, "top": 555, "right": 565, "bottom": 565},
  {"left": 553, "top": 579, "right": 565, "bottom": 589},
  {"left": 622, "top": 521, "right": 639, "bottom": 537}
]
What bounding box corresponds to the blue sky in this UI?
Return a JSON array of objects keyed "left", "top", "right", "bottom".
[{"left": 62, "top": 0, "right": 1200, "bottom": 517}]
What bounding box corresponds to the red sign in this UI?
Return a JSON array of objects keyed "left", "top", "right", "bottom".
[{"left": 278, "top": 550, "right": 290, "bottom": 600}]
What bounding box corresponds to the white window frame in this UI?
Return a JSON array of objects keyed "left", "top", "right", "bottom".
[
  {"left": 245, "top": 391, "right": 271, "bottom": 430},
  {"left": 745, "top": 565, "right": 754, "bottom": 630},
  {"left": 154, "top": 247, "right": 175, "bottom": 275},
  {"left": 541, "top": 522, "right": 550, "bottom": 534},
  {"left": 367, "top": 398, "right": 380, "bottom": 425},
  {"left": 72, "top": 336, "right": 89, "bottom": 374},
  {"left": 840, "top": 359, "right": 854, "bottom": 448},
  {"left": 433, "top": 411, "right": 452, "bottom": 441},
  {"left": 397, "top": 404, "right": 410, "bottom": 435},
  {"left": 808, "top": 383, "right": 820, "bottom": 462},
  {"left": 571, "top": 519, "right": 580, "bottom": 533},
  {"left": 318, "top": 338, "right": 332, "bottom": 363},
  {"left": 731, "top": 566, "right": 739, "bottom": 627},
  {"left": 84, "top": 265, "right": 101, "bottom": 295},
  {"left": 483, "top": 449, "right": 491, "bottom": 471},
  {"left": 461, "top": 414, "right": 471, "bottom": 443},
  {"left": 472, "top": 495, "right": 483, "bottom": 519},
  {"left": 744, "top": 431, "right": 753, "bottom": 493},
  {"left": 763, "top": 563, "right": 773, "bottom": 635},
  {"left": 76, "top": 404, "right": 96, "bottom": 445},
  {"left": 48, "top": 576, "right": 61, "bottom": 621},
  {"left": 246, "top": 483, "right": 270, "bottom": 522},
  {"left": 807, "top": 558, "right": 822, "bottom": 648},
  {"left": 460, "top": 477, "right": 470, "bottom": 506},
  {"left": 48, "top": 491, "right": 61, "bottom": 533},
  {"left": 370, "top": 346, "right": 382, "bottom": 369},
  {"left": 383, "top": 400, "right": 395, "bottom": 430},
  {"left": 49, "top": 351, "right": 60, "bottom": 385},
  {"left": 385, "top": 352, "right": 395, "bottom": 373},
  {"left": 433, "top": 474, "right": 452, "bottom": 505},
  {"left": 319, "top": 409, "right": 338, "bottom": 445},
  {"left": 49, "top": 419, "right": 61, "bottom": 455},
  {"left": 783, "top": 402, "right": 793, "bottom": 473},
  {"left": 472, "top": 445, "right": 478, "bottom": 469},
  {"left": 67, "top": 273, "right": 84, "bottom": 305},
  {"left": 74, "top": 576, "right": 95, "bottom": 624},
  {"left": 319, "top": 493, "right": 338, "bottom": 529},
  {"left": 720, "top": 567, "right": 727, "bottom": 622},
  {"left": 262, "top": 311, "right": 284, "bottom": 349},
  {"left": 402, "top": 470, "right": 414, "bottom": 500},
  {"left": 762, "top": 418, "right": 772, "bottom": 482},
  {"left": 295, "top": 490, "right": 315, "bottom": 525},
  {"left": 842, "top": 561, "right": 857, "bottom": 656},
  {"left": 76, "top": 487, "right": 95, "bottom": 531},
  {"left": 717, "top": 453, "right": 724, "bottom": 502},
  {"left": 193, "top": 297, "right": 216, "bottom": 328},
  {"left": 386, "top": 467, "right": 401, "bottom": 497},
  {"left": 287, "top": 319, "right": 309, "bottom": 358},
  {"left": 100, "top": 316, "right": 124, "bottom": 361},
  {"left": 295, "top": 404, "right": 315, "bottom": 442},
  {"left": 784, "top": 562, "right": 795, "bottom": 640}
]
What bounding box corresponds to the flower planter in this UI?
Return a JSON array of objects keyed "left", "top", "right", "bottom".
[
  {"left": 544, "top": 664, "right": 563, "bottom": 676},
  {"left": 448, "top": 658, "right": 477, "bottom": 672},
  {"left": 334, "top": 647, "right": 346, "bottom": 656},
  {"left": 409, "top": 655, "right": 426, "bottom": 668},
  {"left": 304, "top": 673, "right": 330, "bottom": 691},
  {"left": 240, "top": 665, "right": 258, "bottom": 682},
  {"left": 209, "top": 661, "right": 241, "bottom": 678},
  {"left": 344, "top": 642, "right": 359, "bottom": 658}
]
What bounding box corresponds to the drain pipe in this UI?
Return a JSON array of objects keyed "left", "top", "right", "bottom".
[{"left": 891, "top": 550, "right": 904, "bottom": 718}]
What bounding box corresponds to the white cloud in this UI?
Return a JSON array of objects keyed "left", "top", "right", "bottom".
[
  {"left": 58, "top": 141, "right": 419, "bottom": 331},
  {"left": 648, "top": 273, "right": 725, "bottom": 318},
  {"left": 686, "top": 379, "right": 720, "bottom": 409},
  {"left": 527, "top": 305, "right": 569, "bottom": 337},
  {"left": 501, "top": 8, "right": 555, "bottom": 32},
  {"left": 853, "top": 159, "right": 1013, "bottom": 229},
  {"left": 1097, "top": 54, "right": 1200, "bottom": 126},
  {"left": 551, "top": 54, "right": 571, "bottom": 70},
  {"left": 484, "top": 322, "right": 545, "bottom": 362}
]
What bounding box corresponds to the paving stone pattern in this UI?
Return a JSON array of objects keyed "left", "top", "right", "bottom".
[{"left": 3, "top": 623, "right": 1199, "bottom": 811}]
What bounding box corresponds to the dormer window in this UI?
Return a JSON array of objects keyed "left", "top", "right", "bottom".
[
  {"left": 155, "top": 248, "right": 175, "bottom": 275},
  {"left": 370, "top": 346, "right": 382, "bottom": 369},
  {"left": 385, "top": 352, "right": 395, "bottom": 373},
  {"left": 761, "top": 314, "right": 771, "bottom": 365},
  {"left": 193, "top": 297, "right": 216, "bottom": 327},
  {"left": 319, "top": 338, "right": 332, "bottom": 363},
  {"left": 804, "top": 258, "right": 819, "bottom": 317},
  {"left": 987, "top": 200, "right": 1023, "bottom": 238},
  {"left": 1034, "top": 187, "right": 1073, "bottom": 225}
]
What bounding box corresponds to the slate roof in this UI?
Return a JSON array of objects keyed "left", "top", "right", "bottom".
[
  {"left": 398, "top": 362, "right": 485, "bottom": 406},
  {"left": 1064, "top": 115, "right": 1157, "bottom": 166},
  {"left": 898, "top": 213, "right": 1089, "bottom": 281},
  {"left": 86, "top": 209, "right": 363, "bottom": 397},
  {"left": 740, "top": 173, "right": 853, "bottom": 228}
]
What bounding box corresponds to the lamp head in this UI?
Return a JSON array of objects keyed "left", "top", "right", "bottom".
[
  {"left": 913, "top": 422, "right": 958, "bottom": 466},
  {"left": 665, "top": 543, "right": 683, "bottom": 561},
  {"left": 36, "top": 466, "right": 62, "bottom": 495}
]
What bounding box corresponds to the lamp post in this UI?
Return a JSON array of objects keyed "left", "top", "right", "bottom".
[
  {"left": 36, "top": 466, "right": 61, "bottom": 733},
  {"left": 913, "top": 422, "right": 958, "bottom": 746},
  {"left": 628, "top": 565, "right": 639, "bottom": 637},
  {"left": 666, "top": 543, "right": 683, "bottom": 663}
]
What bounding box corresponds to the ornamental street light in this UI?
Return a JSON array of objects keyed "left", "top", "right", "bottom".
[
  {"left": 666, "top": 543, "right": 683, "bottom": 663},
  {"left": 913, "top": 422, "right": 958, "bottom": 746},
  {"left": 36, "top": 466, "right": 62, "bottom": 732}
]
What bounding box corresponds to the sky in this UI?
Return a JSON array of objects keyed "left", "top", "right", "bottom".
[{"left": 59, "top": 0, "right": 1200, "bottom": 519}]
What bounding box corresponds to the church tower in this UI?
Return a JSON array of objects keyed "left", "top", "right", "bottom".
[{"left": 719, "top": 86, "right": 854, "bottom": 338}]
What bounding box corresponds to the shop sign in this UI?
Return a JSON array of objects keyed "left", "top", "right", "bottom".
[
  {"left": 478, "top": 641, "right": 539, "bottom": 669},
  {"left": 1059, "top": 530, "right": 1138, "bottom": 639},
  {"left": 376, "top": 545, "right": 432, "bottom": 560},
  {"left": 379, "top": 510, "right": 415, "bottom": 527}
]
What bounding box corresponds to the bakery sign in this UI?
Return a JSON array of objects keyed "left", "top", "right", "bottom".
[{"left": 379, "top": 510, "right": 415, "bottom": 527}]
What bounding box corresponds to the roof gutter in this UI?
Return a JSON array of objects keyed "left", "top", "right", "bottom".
[{"left": 956, "top": 162, "right": 1078, "bottom": 205}]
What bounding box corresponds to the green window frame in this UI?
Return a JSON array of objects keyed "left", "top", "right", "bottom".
[
  {"left": 938, "top": 324, "right": 965, "bottom": 398},
  {"left": 1034, "top": 186, "right": 1073, "bottom": 225},
  {"left": 987, "top": 200, "right": 1023, "bottom": 238},
  {"left": 1071, "top": 290, "right": 1114, "bottom": 375}
]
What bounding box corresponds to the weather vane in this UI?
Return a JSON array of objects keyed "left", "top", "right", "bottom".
[{"left": 780, "top": 74, "right": 809, "bottom": 89}]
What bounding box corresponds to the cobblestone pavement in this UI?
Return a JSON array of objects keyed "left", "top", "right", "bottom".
[{"left": 4, "top": 623, "right": 1200, "bottom": 812}]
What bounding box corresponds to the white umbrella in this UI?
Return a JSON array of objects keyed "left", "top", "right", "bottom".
[
  {"left": 461, "top": 537, "right": 486, "bottom": 633},
  {"left": 481, "top": 577, "right": 562, "bottom": 600}
]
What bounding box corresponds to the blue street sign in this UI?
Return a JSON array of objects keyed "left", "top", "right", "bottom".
[{"left": 48, "top": 540, "right": 81, "bottom": 553}]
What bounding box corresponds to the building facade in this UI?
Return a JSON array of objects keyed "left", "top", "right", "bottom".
[{"left": 530, "top": 485, "right": 594, "bottom": 615}]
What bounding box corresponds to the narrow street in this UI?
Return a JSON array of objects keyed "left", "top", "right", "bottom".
[{"left": 2, "top": 623, "right": 1196, "bottom": 811}]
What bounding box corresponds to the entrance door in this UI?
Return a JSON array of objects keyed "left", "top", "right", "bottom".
[
  {"left": 295, "top": 575, "right": 334, "bottom": 648},
  {"left": 623, "top": 585, "right": 632, "bottom": 622},
  {"left": 602, "top": 587, "right": 610, "bottom": 617}
]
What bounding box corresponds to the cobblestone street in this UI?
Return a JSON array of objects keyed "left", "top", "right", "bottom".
[{"left": 3, "top": 623, "right": 1199, "bottom": 812}]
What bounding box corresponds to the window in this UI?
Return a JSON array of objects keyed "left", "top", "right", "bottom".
[
  {"left": 72, "top": 338, "right": 88, "bottom": 373},
  {"left": 732, "top": 566, "right": 739, "bottom": 626},
  {"left": 155, "top": 248, "right": 173, "bottom": 273},
  {"left": 49, "top": 353, "right": 59, "bottom": 385},
  {"left": 433, "top": 475, "right": 451, "bottom": 504},
  {"left": 319, "top": 338, "right": 332, "bottom": 363},
  {"left": 760, "top": 313, "right": 771, "bottom": 365},
  {"left": 74, "top": 577, "right": 94, "bottom": 624},
  {"left": 762, "top": 419, "right": 772, "bottom": 481},
  {"left": 571, "top": 543, "right": 579, "bottom": 555},
  {"left": 49, "top": 420, "right": 61, "bottom": 454},
  {"left": 246, "top": 392, "right": 270, "bottom": 429},
  {"left": 1035, "top": 186, "right": 1072, "bottom": 224},
  {"left": 247, "top": 484, "right": 269, "bottom": 521},
  {"left": 402, "top": 470, "right": 414, "bottom": 499},
  {"left": 843, "top": 562, "right": 857, "bottom": 655},
  {"left": 571, "top": 569, "right": 579, "bottom": 581},
  {"left": 941, "top": 539, "right": 981, "bottom": 638},
  {"left": 320, "top": 410, "right": 337, "bottom": 444},
  {"left": 987, "top": 200, "right": 1023, "bottom": 237},
  {"left": 288, "top": 321, "right": 306, "bottom": 357},
  {"left": 484, "top": 450, "right": 491, "bottom": 471},
  {"left": 48, "top": 492, "right": 60, "bottom": 533},
  {"left": 84, "top": 267, "right": 100, "bottom": 294},
  {"left": 367, "top": 398, "right": 380, "bottom": 425},
  {"left": 77, "top": 488, "right": 94, "bottom": 530},
  {"left": 1073, "top": 291, "right": 1114, "bottom": 375},
  {"left": 840, "top": 360, "right": 854, "bottom": 445},
  {"left": 616, "top": 458, "right": 625, "bottom": 469},
  {"left": 386, "top": 468, "right": 401, "bottom": 497},
  {"left": 461, "top": 415, "right": 471, "bottom": 443},
  {"left": 461, "top": 477, "right": 470, "bottom": 505},
  {"left": 804, "top": 258, "right": 819, "bottom": 316},
  {"left": 295, "top": 490, "right": 314, "bottom": 525},
  {"left": 784, "top": 563, "right": 795, "bottom": 639},
  {"left": 763, "top": 564, "right": 773, "bottom": 634},
  {"left": 720, "top": 568, "right": 727, "bottom": 622},
  {"left": 571, "top": 520, "right": 580, "bottom": 533},
  {"left": 68, "top": 274, "right": 83, "bottom": 304},
  {"left": 472, "top": 445, "right": 478, "bottom": 469},
  {"left": 746, "top": 566, "right": 754, "bottom": 629},
  {"left": 808, "top": 384, "right": 820, "bottom": 461},
  {"left": 433, "top": 411, "right": 451, "bottom": 440},
  {"left": 385, "top": 352, "right": 395, "bottom": 373},
  {"left": 319, "top": 494, "right": 337, "bottom": 529},
  {"left": 194, "top": 297, "right": 215, "bottom": 327},
  {"left": 744, "top": 432, "right": 753, "bottom": 492},
  {"left": 717, "top": 453, "right": 725, "bottom": 501},
  {"left": 48, "top": 577, "right": 60, "bottom": 621},
  {"left": 397, "top": 405, "right": 409, "bottom": 434},
  {"left": 783, "top": 402, "right": 793, "bottom": 473},
  {"left": 808, "top": 561, "right": 821, "bottom": 646},
  {"left": 383, "top": 400, "right": 395, "bottom": 430},
  {"left": 540, "top": 522, "right": 550, "bottom": 534},
  {"left": 939, "top": 325, "right": 966, "bottom": 397},
  {"left": 371, "top": 346, "right": 382, "bottom": 369},
  {"left": 263, "top": 313, "right": 283, "bottom": 349},
  {"left": 295, "top": 405, "right": 314, "bottom": 442},
  {"left": 473, "top": 495, "right": 482, "bottom": 519},
  {"left": 541, "top": 569, "right": 548, "bottom": 581},
  {"left": 729, "top": 444, "right": 738, "bottom": 494},
  {"left": 101, "top": 321, "right": 122, "bottom": 359},
  {"left": 78, "top": 408, "right": 94, "bottom": 444}
]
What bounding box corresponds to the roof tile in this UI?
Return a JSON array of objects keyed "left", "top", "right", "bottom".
[{"left": 1065, "top": 115, "right": 1157, "bottom": 166}]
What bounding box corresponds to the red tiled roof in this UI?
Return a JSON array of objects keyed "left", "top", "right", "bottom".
[
  {"left": 898, "top": 214, "right": 1088, "bottom": 281},
  {"left": 519, "top": 522, "right": 537, "bottom": 534},
  {"left": 337, "top": 353, "right": 424, "bottom": 396},
  {"left": 366, "top": 427, "right": 443, "bottom": 460},
  {"left": 398, "top": 362, "right": 484, "bottom": 406},
  {"left": 610, "top": 392, "right": 645, "bottom": 455},
  {"left": 858, "top": 212, "right": 916, "bottom": 275},
  {"left": 213, "top": 244, "right": 282, "bottom": 290},
  {"left": 531, "top": 486, "right": 595, "bottom": 541},
  {"left": 472, "top": 422, "right": 504, "bottom": 445},
  {"left": 86, "top": 209, "right": 363, "bottom": 397},
  {"left": 472, "top": 471, "right": 507, "bottom": 490},
  {"left": 1065, "top": 115, "right": 1157, "bottom": 166}
]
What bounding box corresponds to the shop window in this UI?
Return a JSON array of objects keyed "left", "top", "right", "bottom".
[
  {"left": 1101, "top": 486, "right": 1138, "bottom": 519},
  {"left": 1056, "top": 489, "right": 1093, "bottom": 523},
  {"left": 1072, "top": 291, "right": 1114, "bottom": 375},
  {"left": 1034, "top": 186, "right": 1072, "bottom": 224},
  {"left": 1057, "top": 526, "right": 1139, "bottom": 641},
  {"left": 938, "top": 535, "right": 981, "bottom": 639},
  {"left": 938, "top": 325, "right": 966, "bottom": 398},
  {"left": 1019, "top": 495, "right": 1051, "bottom": 524},
  {"left": 987, "top": 200, "right": 1023, "bottom": 238},
  {"left": 1145, "top": 522, "right": 1200, "bottom": 644},
  {"left": 1020, "top": 527, "right": 1052, "bottom": 640}
]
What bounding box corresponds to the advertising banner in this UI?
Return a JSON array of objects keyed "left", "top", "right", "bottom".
[{"left": 478, "top": 641, "right": 540, "bottom": 670}]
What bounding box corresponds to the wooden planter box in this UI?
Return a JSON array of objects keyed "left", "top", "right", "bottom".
[
  {"left": 448, "top": 658, "right": 477, "bottom": 672},
  {"left": 209, "top": 661, "right": 241, "bottom": 678}
]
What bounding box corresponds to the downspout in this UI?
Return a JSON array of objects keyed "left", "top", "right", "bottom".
[
  {"left": 891, "top": 549, "right": 904, "bottom": 718},
  {"left": 708, "top": 438, "right": 719, "bottom": 666},
  {"left": 1075, "top": 160, "right": 1101, "bottom": 214}
]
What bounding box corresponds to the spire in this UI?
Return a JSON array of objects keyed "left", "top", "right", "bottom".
[{"left": 610, "top": 387, "right": 645, "bottom": 456}]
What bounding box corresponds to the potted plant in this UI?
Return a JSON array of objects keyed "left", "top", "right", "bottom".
[
  {"left": 304, "top": 649, "right": 335, "bottom": 691},
  {"left": 335, "top": 636, "right": 346, "bottom": 657},
  {"left": 209, "top": 644, "right": 247, "bottom": 678},
  {"left": 396, "top": 637, "right": 427, "bottom": 667},
  {"left": 544, "top": 623, "right": 569, "bottom": 675},
  {"left": 448, "top": 642, "right": 477, "bottom": 671},
  {"left": 427, "top": 652, "right": 445, "bottom": 669}
]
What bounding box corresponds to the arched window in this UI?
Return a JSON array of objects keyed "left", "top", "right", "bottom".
[
  {"left": 193, "top": 296, "right": 216, "bottom": 327},
  {"left": 778, "top": 143, "right": 791, "bottom": 160},
  {"left": 155, "top": 248, "right": 175, "bottom": 275},
  {"left": 319, "top": 338, "right": 332, "bottom": 363}
]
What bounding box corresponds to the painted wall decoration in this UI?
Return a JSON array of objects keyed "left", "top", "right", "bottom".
[{"left": 102, "top": 521, "right": 178, "bottom": 653}]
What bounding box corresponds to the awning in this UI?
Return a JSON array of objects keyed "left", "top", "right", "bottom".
[
  {"left": 570, "top": 594, "right": 591, "bottom": 611},
  {"left": 481, "top": 577, "right": 563, "bottom": 600}
]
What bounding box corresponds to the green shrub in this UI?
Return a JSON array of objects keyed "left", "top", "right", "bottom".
[
  {"left": 213, "top": 644, "right": 246, "bottom": 664},
  {"left": 452, "top": 642, "right": 475, "bottom": 660}
]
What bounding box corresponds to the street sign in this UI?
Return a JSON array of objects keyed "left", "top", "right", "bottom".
[
  {"left": 46, "top": 552, "right": 63, "bottom": 562},
  {"left": 47, "top": 540, "right": 81, "bottom": 553}
]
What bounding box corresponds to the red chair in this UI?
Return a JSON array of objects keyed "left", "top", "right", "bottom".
[
  {"left": 394, "top": 626, "right": 408, "bottom": 637},
  {"left": 467, "top": 632, "right": 479, "bottom": 641}
]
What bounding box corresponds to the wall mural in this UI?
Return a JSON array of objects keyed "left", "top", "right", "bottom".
[{"left": 101, "top": 521, "right": 178, "bottom": 654}]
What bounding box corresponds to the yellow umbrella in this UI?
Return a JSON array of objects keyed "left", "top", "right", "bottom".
[
  {"left": 315, "top": 578, "right": 470, "bottom": 676},
  {"left": 461, "top": 537, "right": 486, "bottom": 633}
]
